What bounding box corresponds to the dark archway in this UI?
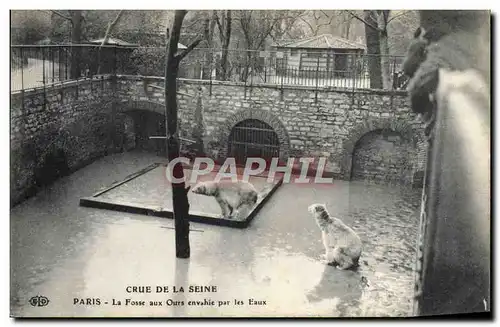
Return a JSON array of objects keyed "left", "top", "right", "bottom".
[
  {"left": 211, "top": 109, "right": 291, "bottom": 163},
  {"left": 227, "top": 119, "right": 280, "bottom": 166},
  {"left": 34, "top": 147, "right": 70, "bottom": 188},
  {"left": 118, "top": 100, "right": 167, "bottom": 155},
  {"left": 340, "top": 118, "right": 425, "bottom": 182},
  {"left": 125, "top": 109, "right": 166, "bottom": 156},
  {"left": 350, "top": 128, "right": 414, "bottom": 185}
]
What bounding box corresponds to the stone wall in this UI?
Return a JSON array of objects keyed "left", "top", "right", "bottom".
[
  {"left": 351, "top": 130, "right": 415, "bottom": 184},
  {"left": 117, "top": 76, "right": 427, "bottom": 182},
  {"left": 10, "top": 75, "right": 428, "bottom": 205},
  {"left": 10, "top": 77, "right": 125, "bottom": 206}
]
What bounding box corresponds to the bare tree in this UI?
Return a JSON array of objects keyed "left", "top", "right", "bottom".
[
  {"left": 376, "top": 11, "right": 391, "bottom": 89},
  {"left": 237, "top": 10, "right": 286, "bottom": 81},
  {"left": 270, "top": 10, "right": 306, "bottom": 41},
  {"left": 97, "top": 10, "right": 125, "bottom": 74},
  {"left": 347, "top": 10, "right": 407, "bottom": 89},
  {"left": 202, "top": 11, "right": 217, "bottom": 79},
  {"left": 215, "top": 10, "right": 232, "bottom": 80},
  {"left": 49, "top": 10, "right": 84, "bottom": 78},
  {"left": 298, "top": 10, "right": 339, "bottom": 36},
  {"left": 359, "top": 10, "right": 383, "bottom": 89},
  {"left": 340, "top": 11, "right": 354, "bottom": 39},
  {"left": 164, "top": 10, "right": 204, "bottom": 259}
]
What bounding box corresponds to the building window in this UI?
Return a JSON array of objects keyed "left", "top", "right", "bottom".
[
  {"left": 307, "top": 50, "right": 322, "bottom": 58},
  {"left": 290, "top": 48, "right": 298, "bottom": 56}
]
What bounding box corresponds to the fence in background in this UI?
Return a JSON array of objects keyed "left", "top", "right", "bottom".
[{"left": 11, "top": 45, "right": 409, "bottom": 92}]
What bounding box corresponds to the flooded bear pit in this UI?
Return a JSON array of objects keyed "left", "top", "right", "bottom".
[
  {"left": 10, "top": 151, "right": 420, "bottom": 317},
  {"left": 89, "top": 164, "right": 280, "bottom": 223}
]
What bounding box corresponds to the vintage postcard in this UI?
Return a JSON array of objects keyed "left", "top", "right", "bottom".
[{"left": 9, "top": 8, "right": 491, "bottom": 318}]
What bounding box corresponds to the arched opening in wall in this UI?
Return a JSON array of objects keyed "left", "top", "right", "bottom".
[
  {"left": 350, "top": 129, "right": 414, "bottom": 185},
  {"left": 127, "top": 110, "right": 166, "bottom": 156},
  {"left": 227, "top": 119, "right": 280, "bottom": 167},
  {"left": 122, "top": 114, "right": 136, "bottom": 151},
  {"left": 34, "top": 147, "right": 70, "bottom": 188}
]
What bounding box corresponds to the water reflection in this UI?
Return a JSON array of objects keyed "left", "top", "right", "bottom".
[
  {"left": 172, "top": 258, "right": 189, "bottom": 317},
  {"left": 306, "top": 265, "right": 363, "bottom": 316},
  {"left": 10, "top": 152, "right": 420, "bottom": 317}
]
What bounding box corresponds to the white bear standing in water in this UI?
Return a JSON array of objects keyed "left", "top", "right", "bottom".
[
  {"left": 308, "top": 203, "right": 363, "bottom": 270},
  {"left": 191, "top": 180, "right": 259, "bottom": 219}
]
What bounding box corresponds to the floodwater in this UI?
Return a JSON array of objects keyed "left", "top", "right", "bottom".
[
  {"left": 10, "top": 151, "right": 421, "bottom": 318},
  {"left": 97, "top": 165, "right": 278, "bottom": 221}
]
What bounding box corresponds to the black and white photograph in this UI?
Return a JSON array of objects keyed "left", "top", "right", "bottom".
[{"left": 7, "top": 5, "right": 491, "bottom": 319}]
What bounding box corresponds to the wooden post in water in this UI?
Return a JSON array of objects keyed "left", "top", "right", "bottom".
[{"left": 164, "top": 10, "right": 205, "bottom": 259}]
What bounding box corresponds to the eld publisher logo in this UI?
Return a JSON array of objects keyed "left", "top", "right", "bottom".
[{"left": 29, "top": 295, "right": 49, "bottom": 307}]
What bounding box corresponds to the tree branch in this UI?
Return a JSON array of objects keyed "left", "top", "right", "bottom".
[
  {"left": 176, "top": 38, "right": 203, "bottom": 61},
  {"left": 273, "top": 11, "right": 303, "bottom": 41},
  {"left": 100, "top": 10, "right": 125, "bottom": 46},
  {"left": 387, "top": 10, "right": 413, "bottom": 24},
  {"left": 314, "top": 13, "right": 338, "bottom": 33},
  {"left": 214, "top": 14, "right": 224, "bottom": 37},
  {"left": 345, "top": 10, "right": 380, "bottom": 31},
  {"left": 183, "top": 18, "right": 204, "bottom": 31},
  {"left": 299, "top": 16, "right": 316, "bottom": 35},
  {"left": 49, "top": 10, "right": 71, "bottom": 21},
  {"left": 320, "top": 10, "right": 331, "bottom": 18},
  {"left": 255, "top": 13, "right": 283, "bottom": 49},
  {"left": 239, "top": 11, "right": 254, "bottom": 48}
]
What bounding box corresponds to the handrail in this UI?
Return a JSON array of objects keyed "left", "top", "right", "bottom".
[{"left": 413, "top": 69, "right": 490, "bottom": 316}]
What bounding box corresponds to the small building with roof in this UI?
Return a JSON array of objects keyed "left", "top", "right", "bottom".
[{"left": 272, "top": 34, "right": 366, "bottom": 78}]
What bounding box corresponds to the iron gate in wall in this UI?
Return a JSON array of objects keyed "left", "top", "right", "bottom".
[{"left": 227, "top": 119, "right": 280, "bottom": 167}]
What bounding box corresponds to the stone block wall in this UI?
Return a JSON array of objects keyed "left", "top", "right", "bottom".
[
  {"left": 117, "top": 76, "right": 427, "bottom": 182},
  {"left": 10, "top": 75, "right": 428, "bottom": 205},
  {"left": 10, "top": 77, "right": 125, "bottom": 206}
]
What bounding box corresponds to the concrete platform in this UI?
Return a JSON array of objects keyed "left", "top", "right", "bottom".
[
  {"left": 79, "top": 163, "right": 283, "bottom": 228},
  {"left": 10, "top": 151, "right": 421, "bottom": 318}
]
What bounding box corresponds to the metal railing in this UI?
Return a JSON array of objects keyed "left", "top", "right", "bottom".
[
  {"left": 413, "top": 69, "right": 490, "bottom": 316},
  {"left": 10, "top": 44, "right": 133, "bottom": 91},
  {"left": 11, "top": 45, "right": 409, "bottom": 92}
]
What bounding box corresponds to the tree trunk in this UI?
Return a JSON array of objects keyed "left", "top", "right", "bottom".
[
  {"left": 377, "top": 11, "right": 391, "bottom": 90},
  {"left": 243, "top": 51, "right": 252, "bottom": 82},
  {"left": 165, "top": 10, "right": 191, "bottom": 259},
  {"left": 69, "top": 10, "right": 82, "bottom": 79},
  {"left": 343, "top": 20, "right": 351, "bottom": 39},
  {"left": 220, "top": 10, "right": 232, "bottom": 80},
  {"left": 202, "top": 11, "right": 216, "bottom": 80},
  {"left": 342, "top": 13, "right": 353, "bottom": 39},
  {"left": 363, "top": 10, "right": 383, "bottom": 89}
]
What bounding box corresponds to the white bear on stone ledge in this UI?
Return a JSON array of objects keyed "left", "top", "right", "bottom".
[{"left": 191, "top": 180, "right": 259, "bottom": 220}]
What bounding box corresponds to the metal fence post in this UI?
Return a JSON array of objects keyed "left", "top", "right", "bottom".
[
  {"left": 264, "top": 57, "right": 267, "bottom": 83},
  {"left": 351, "top": 54, "right": 357, "bottom": 108},
  {"left": 280, "top": 55, "right": 284, "bottom": 101},
  {"left": 42, "top": 46, "right": 46, "bottom": 87},
  {"left": 42, "top": 47, "right": 47, "bottom": 109},
  {"left": 209, "top": 51, "right": 213, "bottom": 96},
  {"left": 249, "top": 53, "right": 254, "bottom": 99},
  {"left": 20, "top": 47, "right": 24, "bottom": 91},
  {"left": 352, "top": 54, "right": 357, "bottom": 91},
  {"left": 114, "top": 45, "right": 118, "bottom": 77},
  {"left": 244, "top": 64, "right": 247, "bottom": 100},
  {"left": 65, "top": 45, "right": 68, "bottom": 81},
  {"left": 315, "top": 57, "right": 320, "bottom": 103},
  {"left": 20, "top": 47, "right": 24, "bottom": 109}
]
